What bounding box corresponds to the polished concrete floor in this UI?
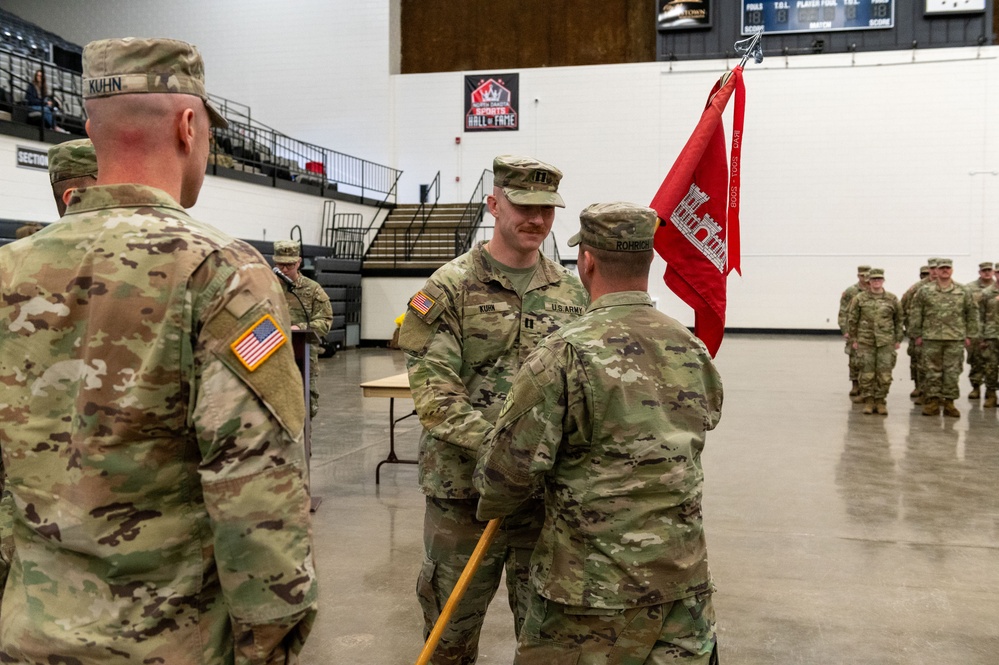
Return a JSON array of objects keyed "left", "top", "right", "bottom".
[{"left": 299, "top": 335, "right": 999, "bottom": 664}]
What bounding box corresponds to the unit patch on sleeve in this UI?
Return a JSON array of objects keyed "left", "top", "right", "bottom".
[
  {"left": 230, "top": 314, "right": 287, "bottom": 371},
  {"left": 410, "top": 290, "right": 436, "bottom": 316}
]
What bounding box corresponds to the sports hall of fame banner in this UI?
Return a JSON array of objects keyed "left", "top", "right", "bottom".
[{"left": 464, "top": 73, "right": 519, "bottom": 132}]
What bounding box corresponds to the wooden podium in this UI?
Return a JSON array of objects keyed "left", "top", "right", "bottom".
[{"left": 292, "top": 329, "right": 322, "bottom": 511}]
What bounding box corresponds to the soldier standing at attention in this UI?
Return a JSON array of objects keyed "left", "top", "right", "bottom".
[
  {"left": 839, "top": 265, "right": 870, "bottom": 400},
  {"left": 399, "top": 155, "right": 588, "bottom": 664},
  {"left": 910, "top": 258, "right": 979, "bottom": 417},
  {"left": 964, "top": 261, "right": 995, "bottom": 400},
  {"left": 475, "top": 202, "right": 722, "bottom": 664},
  {"left": 849, "top": 268, "right": 903, "bottom": 415},
  {"left": 273, "top": 240, "right": 333, "bottom": 418},
  {"left": 979, "top": 279, "right": 999, "bottom": 408},
  {"left": 0, "top": 38, "right": 317, "bottom": 662},
  {"left": 47, "top": 138, "right": 98, "bottom": 216},
  {"left": 901, "top": 261, "right": 933, "bottom": 402}
]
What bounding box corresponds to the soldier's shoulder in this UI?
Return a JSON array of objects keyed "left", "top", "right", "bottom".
[{"left": 425, "top": 251, "right": 480, "bottom": 294}]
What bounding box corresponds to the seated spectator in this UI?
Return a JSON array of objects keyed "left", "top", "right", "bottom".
[{"left": 24, "top": 70, "right": 67, "bottom": 132}]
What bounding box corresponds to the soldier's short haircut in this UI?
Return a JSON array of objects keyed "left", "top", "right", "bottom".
[{"left": 583, "top": 244, "right": 654, "bottom": 281}]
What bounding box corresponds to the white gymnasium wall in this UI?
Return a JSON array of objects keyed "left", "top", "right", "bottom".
[
  {"left": 4, "top": 1, "right": 998, "bottom": 338},
  {"left": 0, "top": 134, "right": 374, "bottom": 245},
  {"left": 0, "top": 0, "right": 395, "bottom": 164},
  {"left": 390, "top": 48, "right": 999, "bottom": 331}
]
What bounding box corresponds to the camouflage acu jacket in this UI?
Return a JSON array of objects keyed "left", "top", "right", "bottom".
[
  {"left": 0, "top": 185, "right": 317, "bottom": 663},
  {"left": 901, "top": 277, "right": 931, "bottom": 335},
  {"left": 848, "top": 291, "right": 903, "bottom": 347},
  {"left": 475, "top": 291, "right": 723, "bottom": 609},
  {"left": 399, "top": 241, "right": 588, "bottom": 499},
  {"left": 286, "top": 274, "right": 333, "bottom": 337},
  {"left": 980, "top": 285, "right": 999, "bottom": 340},
  {"left": 838, "top": 282, "right": 864, "bottom": 334},
  {"left": 909, "top": 281, "right": 979, "bottom": 341}
]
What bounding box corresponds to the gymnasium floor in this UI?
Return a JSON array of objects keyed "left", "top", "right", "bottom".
[{"left": 300, "top": 335, "right": 999, "bottom": 664}]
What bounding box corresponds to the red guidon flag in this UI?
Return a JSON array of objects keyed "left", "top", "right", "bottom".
[{"left": 651, "top": 66, "right": 746, "bottom": 357}]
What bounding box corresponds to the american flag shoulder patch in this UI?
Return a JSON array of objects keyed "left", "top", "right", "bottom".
[
  {"left": 231, "top": 314, "right": 287, "bottom": 371},
  {"left": 410, "top": 290, "right": 436, "bottom": 316}
]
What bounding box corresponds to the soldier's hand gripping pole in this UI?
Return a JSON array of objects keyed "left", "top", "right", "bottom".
[{"left": 415, "top": 518, "right": 502, "bottom": 665}]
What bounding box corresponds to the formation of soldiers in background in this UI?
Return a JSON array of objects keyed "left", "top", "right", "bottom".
[{"left": 838, "top": 259, "right": 998, "bottom": 417}]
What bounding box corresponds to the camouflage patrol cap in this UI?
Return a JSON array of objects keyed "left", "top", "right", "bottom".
[
  {"left": 857, "top": 265, "right": 871, "bottom": 275},
  {"left": 568, "top": 202, "right": 657, "bottom": 252},
  {"left": 867, "top": 268, "right": 885, "bottom": 279},
  {"left": 47, "top": 138, "right": 97, "bottom": 185},
  {"left": 979, "top": 262, "right": 994, "bottom": 271},
  {"left": 937, "top": 258, "right": 953, "bottom": 268},
  {"left": 920, "top": 265, "right": 930, "bottom": 275},
  {"left": 82, "top": 37, "right": 228, "bottom": 128},
  {"left": 273, "top": 240, "right": 301, "bottom": 264},
  {"left": 927, "top": 258, "right": 941, "bottom": 267},
  {"left": 493, "top": 155, "right": 564, "bottom": 208}
]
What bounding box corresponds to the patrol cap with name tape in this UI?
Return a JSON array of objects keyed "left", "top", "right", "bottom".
[
  {"left": 568, "top": 201, "right": 657, "bottom": 252},
  {"left": 273, "top": 240, "right": 301, "bottom": 264},
  {"left": 48, "top": 138, "right": 97, "bottom": 185},
  {"left": 82, "top": 37, "right": 228, "bottom": 129},
  {"left": 493, "top": 155, "right": 564, "bottom": 208}
]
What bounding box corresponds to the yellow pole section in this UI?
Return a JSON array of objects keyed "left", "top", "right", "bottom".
[{"left": 414, "top": 518, "right": 502, "bottom": 665}]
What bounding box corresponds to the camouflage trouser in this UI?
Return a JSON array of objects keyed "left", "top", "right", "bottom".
[
  {"left": 308, "top": 345, "right": 319, "bottom": 418},
  {"left": 514, "top": 592, "right": 718, "bottom": 665},
  {"left": 845, "top": 339, "right": 860, "bottom": 381},
  {"left": 418, "top": 496, "right": 544, "bottom": 665},
  {"left": 981, "top": 338, "right": 999, "bottom": 391},
  {"left": 857, "top": 343, "right": 896, "bottom": 400},
  {"left": 966, "top": 339, "right": 984, "bottom": 387},
  {"left": 921, "top": 339, "right": 965, "bottom": 400},
  {"left": 907, "top": 337, "right": 923, "bottom": 386}
]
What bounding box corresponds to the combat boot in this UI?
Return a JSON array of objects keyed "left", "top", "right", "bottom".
[
  {"left": 909, "top": 387, "right": 921, "bottom": 399},
  {"left": 968, "top": 385, "right": 981, "bottom": 400},
  {"left": 913, "top": 394, "right": 924, "bottom": 405},
  {"left": 984, "top": 390, "right": 997, "bottom": 408},
  {"left": 863, "top": 398, "right": 875, "bottom": 415},
  {"left": 942, "top": 400, "right": 960, "bottom": 418},
  {"left": 921, "top": 399, "right": 940, "bottom": 416},
  {"left": 875, "top": 400, "right": 888, "bottom": 416},
  {"left": 849, "top": 380, "right": 860, "bottom": 397}
]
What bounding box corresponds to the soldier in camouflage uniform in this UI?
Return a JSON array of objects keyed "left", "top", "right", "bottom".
[
  {"left": 839, "top": 265, "right": 870, "bottom": 400},
  {"left": 475, "top": 202, "right": 722, "bottom": 664},
  {"left": 0, "top": 38, "right": 317, "bottom": 663},
  {"left": 273, "top": 240, "right": 333, "bottom": 418},
  {"left": 900, "top": 261, "right": 933, "bottom": 401},
  {"left": 964, "top": 261, "right": 995, "bottom": 399},
  {"left": 848, "top": 269, "right": 903, "bottom": 415},
  {"left": 980, "top": 281, "right": 999, "bottom": 408},
  {"left": 48, "top": 137, "right": 98, "bottom": 216},
  {"left": 909, "top": 258, "right": 979, "bottom": 417},
  {"left": 399, "top": 155, "right": 588, "bottom": 664}
]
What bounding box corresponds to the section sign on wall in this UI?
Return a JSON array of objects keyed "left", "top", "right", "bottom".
[
  {"left": 742, "top": 0, "right": 894, "bottom": 35},
  {"left": 16, "top": 145, "right": 48, "bottom": 171},
  {"left": 465, "top": 74, "right": 519, "bottom": 132}
]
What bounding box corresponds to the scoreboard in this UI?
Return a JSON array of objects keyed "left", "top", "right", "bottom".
[{"left": 742, "top": 0, "right": 894, "bottom": 35}]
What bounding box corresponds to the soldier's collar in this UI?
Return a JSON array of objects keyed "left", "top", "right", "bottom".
[{"left": 65, "top": 183, "right": 185, "bottom": 216}]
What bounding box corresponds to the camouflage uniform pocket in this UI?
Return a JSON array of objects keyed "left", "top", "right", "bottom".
[{"left": 416, "top": 556, "right": 441, "bottom": 623}]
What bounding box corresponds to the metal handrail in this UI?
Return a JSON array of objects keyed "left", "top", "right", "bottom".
[
  {"left": 0, "top": 45, "right": 403, "bottom": 202},
  {"left": 454, "top": 169, "right": 492, "bottom": 255},
  {"left": 404, "top": 171, "right": 441, "bottom": 260}
]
